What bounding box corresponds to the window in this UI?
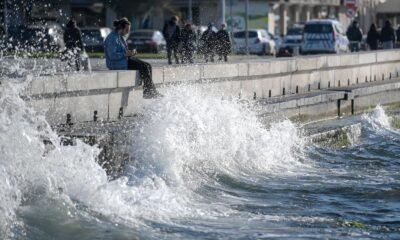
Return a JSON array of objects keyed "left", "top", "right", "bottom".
[
  {"left": 233, "top": 31, "right": 258, "bottom": 38},
  {"left": 304, "top": 24, "right": 333, "bottom": 33}
]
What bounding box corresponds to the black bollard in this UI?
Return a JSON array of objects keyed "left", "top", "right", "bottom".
[{"left": 118, "top": 107, "right": 123, "bottom": 119}]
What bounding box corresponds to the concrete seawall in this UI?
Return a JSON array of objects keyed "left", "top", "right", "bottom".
[{"left": 23, "top": 49, "right": 400, "bottom": 125}]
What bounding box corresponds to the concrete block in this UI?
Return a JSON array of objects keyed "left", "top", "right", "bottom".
[
  {"left": 29, "top": 76, "right": 46, "bottom": 95},
  {"left": 269, "top": 61, "right": 288, "bottom": 74},
  {"left": 320, "top": 70, "right": 335, "bottom": 89},
  {"left": 152, "top": 67, "right": 164, "bottom": 84},
  {"left": 253, "top": 78, "right": 273, "bottom": 98},
  {"left": 53, "top": 94, "right": 109, "bottom": 123},
  {"left": 334, "top": 68, "right": 352, "bottom": 87},
  {"left": 296, "top": 57, "right": 317, "bottom": 71},
  {"left": 340, "top": 54, "right": 354, "bottom": 66},
  {"left": 210, "top": 80, "right": 241, "bottom": 98},
  {"left": 238, "top": 63, "right": 249, "bottom": 77},
  {"left": 240, "top": 80, "right": 255, "bottom": 99},
  {"left": 309, "top": 71, "right": 321, "bottom": 90},
  {"left": 117, "top": 71, "right": 138, "bottom": 88},
  {"left": 280, "top": 75, "right": 292, "bottom": 95},
  {"left": 108, "top": 92, "right": 124, "bottom": 121},
  {"left": 358, "top": 52, "right": 376, "bottom": 65},
  {"left": 202, "top": 63, "right": 239, "bottom": 79},
  {"left": 26, "top": 98, "right": 57, "bottom": 124},
  {"left": 287, "top": 59, "right": 297, "bottom": 72},
  {"left": 291, "top": 73, "right": 310, "bottom": 93},
  {"left": 164, "top": 65, "right": 201, "bottom": 83},
  {"left": 248, "top": 62, "right": 270, "bottom": 76},
  {"left": 316, "top": 56, "right": 328, "bottom": 69},
  {"left": 124, "top": 89, "right": 145, "bottom": 116},
  {"left": 327, "top": 55, "right": 341, "bottom": 68},
  {"left": 377, "top": 50, "right": 400, "bottom": 62},
  {"left": 67, "top": 72, "right": 117, "bottom": 91}
]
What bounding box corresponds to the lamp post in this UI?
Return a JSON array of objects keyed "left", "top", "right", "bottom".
[
  {"left": 188, "top": 0, "right": 192, "bottom": 23},
  {"left": 245, "top": 0, "right": 249, "bottom": 55},
  {"left": 3, "top": 0, "right": 8, "bottom": 37}
]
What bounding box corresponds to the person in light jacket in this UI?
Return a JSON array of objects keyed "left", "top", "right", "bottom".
[{"left": 104, "top": 17, "right": 161, "bottom": 98}]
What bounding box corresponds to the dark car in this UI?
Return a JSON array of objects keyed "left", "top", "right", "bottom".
[
  {"left": 81, "top": 27, "right": 111, "bottom": 52},
  {"left": 127, "top": 30, "right": 166, "bottom": 53},
  {"left": 4, "top": 23, "right": 64, "bottom": 52}
]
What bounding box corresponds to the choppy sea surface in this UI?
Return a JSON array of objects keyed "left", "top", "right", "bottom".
[{"left": 1, "top": 77, "right": 399, "bottom": 239}]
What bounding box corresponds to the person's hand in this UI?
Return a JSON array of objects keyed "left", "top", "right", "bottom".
[
  {"left": 132, "top": 49, "right": 137, "bottom": 55},
  {"left": 125, "top": 50, "right": 135, "bottom": 57}
]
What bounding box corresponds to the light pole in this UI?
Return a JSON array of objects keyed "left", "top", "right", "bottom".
[
  {"left": 188, "top": 0, "right": 193, "bottom": 23},
  {"left": 3, "top": 0, "right": 8, "bottom": 37},
  {"left": 221, "top": 0, "right": 225, "bottom": 24},
  {"left": 245, "top": 0, "right": 249, "bottom": 55}
]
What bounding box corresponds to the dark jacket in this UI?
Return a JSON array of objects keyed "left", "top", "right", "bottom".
[
  {"left": 63, "top": 25, "right": 83, "bottom": 50},
  {"left": 162, "top": 21, "right": 180, "bottom": 44},
  {"left": 367, "top": 29, "right": 380, "bottom": 50},
  {"left": 181, "top": 28, "right": 197, "bottom": 52},
  {"left": 215, "top": 29, "right": 231, "bottom": 55},
  {"left": 200, "top": 29, "right": 216, "bottom": 53},
  {"left": 346, "top": 25, "right": 362, "bottom": 42},
  {"left": 380, "top": 25, "right": 396, "bottom": 42}
]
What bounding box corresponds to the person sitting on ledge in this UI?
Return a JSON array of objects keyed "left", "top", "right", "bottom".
[{"left": 104, "top": 17, "right": 162, "bottom": 99}]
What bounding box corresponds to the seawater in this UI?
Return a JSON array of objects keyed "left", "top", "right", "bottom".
[{"left": 1, "top": 76, "right": 400, "bottom": 239}]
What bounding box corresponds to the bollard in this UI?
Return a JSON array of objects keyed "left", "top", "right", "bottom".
[
  {"left": 308, "top": 84, "right": 311, "bottom": 92},
  {"left": 282, "top": 87, "right": 285, "bottom": 95},
  {"left": 93, "top": 111, "right": 98, "bottom": 122},
  {"left": 338, "top": 80, "right": 340, "bottom": 87},
  {"left": 253, "top": 92, "right": 256, "bottom": 100},
  {"left": 328, "top": 81, "right": 330, "bottom": 88},
  {"left": 318, "top": 82, "right": 321, "bottom": 90},
  {"left": 269, "top": 90, "right": 271, "bottom": 98},
  {"left": 118, "top": 107, "right": 123, "bottom": 119},
  {"left": 296, "top": 86, "right": 298, "bottom": 94},
  {"left": 66, "top": 113, "right": 72, "bottom": 126},
  {"left": 348, "top": 79, "right": 350, "bottom": 86}
]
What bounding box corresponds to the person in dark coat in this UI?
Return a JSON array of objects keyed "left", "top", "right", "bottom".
[
  {"left": 180, "top": 23, "right": 197, "bottom": 64},
  {"left": 215, "top": 23, "right": 231, "bottom": 62},
  {"left": 367, "top": 23, "right": 380, "bottom": 50},
  {"left": 346, "top": 21, "right": 363, "bottom": 52},
  {"left": 63, "top": 19, "right": 83, "bottom": 71},
  {"left": 380, "top": 20, "right": 396, "bottom": 49},
  {"left": 200, "top": 23, "right": 216, "bottom": 62},
  {"left": 162, "top": 16, "right": 181, "bottom": 65}
]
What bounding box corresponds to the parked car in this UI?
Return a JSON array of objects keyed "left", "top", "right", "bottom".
[
  {"left": 276, "top": 25, "right": 304, "bottom": 57},
  {"left": 81, "top": 27, "right": 111, "bottom": 52},
  {"left": 301, "top": 19, "right": 349, "bottom": 55},
  {"left": 127, "top": 30, "right": 166, "bottom": 53},
  {"left": 6, "top": 23, "right": 64, "bottom": 52},
  {"left": 232, "top": 29, "right": 276, "bottom": 55}
]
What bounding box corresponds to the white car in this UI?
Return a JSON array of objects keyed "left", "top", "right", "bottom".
[
  {"left": 233, "top": 29, "right": 276, "bottom": 55},
  {"left": 301, "top": 19, "right": 349, "bottom": 54}
]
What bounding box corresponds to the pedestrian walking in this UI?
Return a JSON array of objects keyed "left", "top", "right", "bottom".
[
  {"left": 200, "top": 23, "right": 216, "bottom": 62},
  {"left": 381, "top": 20, "right": 396, "bottom": 49},
  {"left": 367, "top": 24, "right": 380, "bottom": 50},
  {"left": 162, "top": 16, "right": 181, "bottom": 65},
  {"left": 346, "top": 21, "right": 363, "bottom": 52},
  {"left": 63, "top": 19, "right": 83, "bottom": 71},
  {"left": 181, "top": 23, "right": 197, "bottom": 64},
  {"left": 215, "top": 23, "right": 231, "bottom": 62},
  {"left": 104, "top": 17, "right": 161, "bottom": 99}
]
